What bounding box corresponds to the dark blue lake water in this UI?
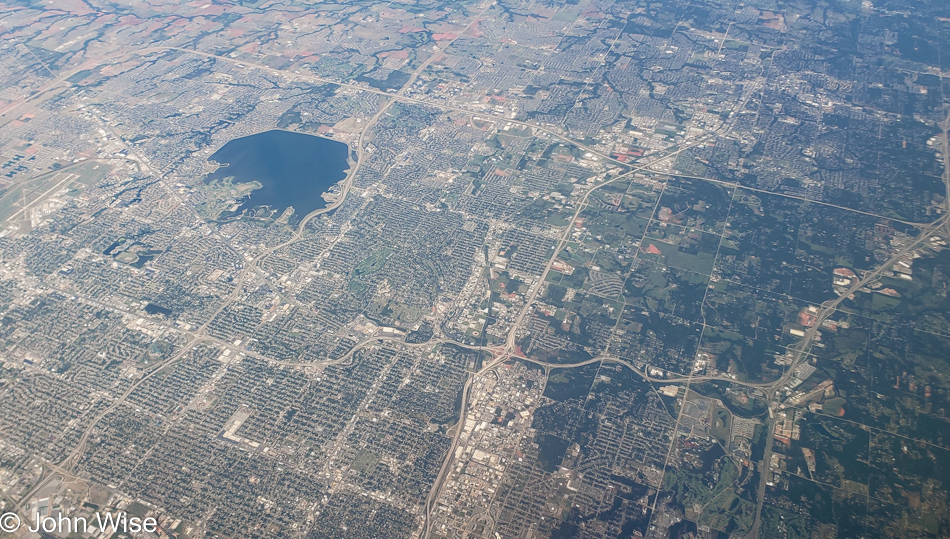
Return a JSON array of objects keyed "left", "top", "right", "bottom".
[{"left": 206, "top": 129, "right": 350, "bottom": 220}]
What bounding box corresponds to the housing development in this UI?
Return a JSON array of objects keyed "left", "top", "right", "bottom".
[{"left": 0, "top": 0, "right": 948, "bottom": 538}]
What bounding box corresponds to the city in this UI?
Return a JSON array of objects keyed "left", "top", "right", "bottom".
[{"left": 0, "top": 0, "right": 948, "bottom": 537}]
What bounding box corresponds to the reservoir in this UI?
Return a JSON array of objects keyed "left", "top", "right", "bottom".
[{"left": 206, "top": 129, "right": 350, "bottom": 220}]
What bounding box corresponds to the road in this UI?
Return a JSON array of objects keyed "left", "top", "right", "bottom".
[
  {"left": 57, "top": 336, "right": 201, "bottom": 473},
  {"left": 43, "top": 0, "right": 495, "bottom": 506},
  {"left": 745, "top": 107, "right": 950, "bottom": 537},
  {"left": 1, "top": 44, "right": 632, "bottom": 170},
  {"left": 420, "top": 67, "right": 769, "bottom": 539},
  {"left": 665, "top": 171, "right": 932, "bottom": 228},
  {"left": 5, "top": 8, "right": 947, "bottom": 538},
  {"left": 198, "top": 1, "right": 493, "bottom": 335},
  {"left": 418, "top": 134, "right": 718, "bottom": 536},
  {"left": 421, "top": 368, "right": 475, "bottom": 538}
]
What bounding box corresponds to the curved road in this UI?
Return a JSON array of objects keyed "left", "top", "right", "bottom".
[{"left": 7, "top": 9, "right": 948, "bottom": 539}]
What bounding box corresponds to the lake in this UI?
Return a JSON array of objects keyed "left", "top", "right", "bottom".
[{"left": 206, "top": 129, "right": 350, "bottom": 220}]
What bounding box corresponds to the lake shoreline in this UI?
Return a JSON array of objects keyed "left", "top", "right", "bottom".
[{"left": 205, "top": 129, "right": 351, "bottom": 223}]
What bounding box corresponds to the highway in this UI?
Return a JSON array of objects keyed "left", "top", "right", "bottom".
[
  {"left": 4, "top": 10, "right": 948, "bottom": 538},
  {"left": 746, "top": 108, "right": 950, "bottom": 538},
  {"left": 746, "top": 212, "right": 948, "bottom": 537},
  {"left": 421, "top": 59, "right": 769, "bottom": 538}
]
